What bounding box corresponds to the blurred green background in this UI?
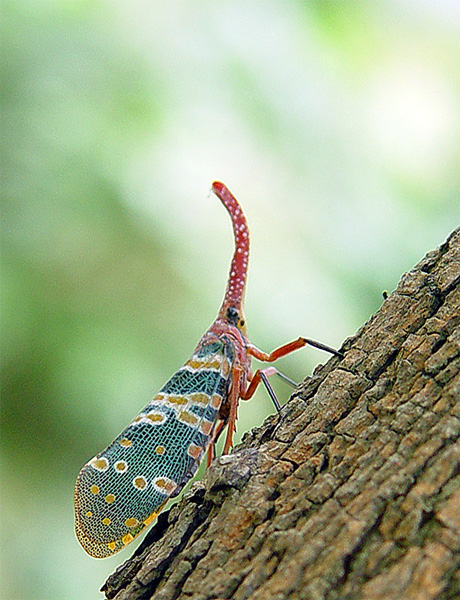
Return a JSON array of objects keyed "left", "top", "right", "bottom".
[{"left": 1, "top": 1, "right": 459, "bottom": 598}]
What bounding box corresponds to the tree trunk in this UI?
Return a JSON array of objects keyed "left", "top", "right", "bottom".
[{"left": 102, "top": 228, "right": 460, "bottom": 600}]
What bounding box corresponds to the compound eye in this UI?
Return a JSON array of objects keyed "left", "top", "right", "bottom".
[{"left": 226, "top": 306, "right": 239, "bottom": 326}]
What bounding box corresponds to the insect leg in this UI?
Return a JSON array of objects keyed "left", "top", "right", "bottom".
[
  {"left": 206, "top": 443, "right": 214, "bottom": 467},
  {"left": 243, "top": 364, "right": 302, "bottom": 411},
  {"left": 242, "top": 366, "right": 277, "bottom": 399},
  {"left": 275, "top": 370, "right": 297, "bottom": 388},
  {"left": 261, "top": 368, "right": 300, "bottom": 410},
  {"left": 300, "top": 338, "right": 343, "bottom": 357},
  {"left": 222, "top": 365, "right": 243, "bottom": 454},
  {"left": 206, "top": 419, "right": 226, "bottom": 466},
  {"left": 247, "top": 336, "right": 343, "bottom": 362},
  {"left": 260, "top": 371, "right": 281, "bottom": 412},
  {"left": 240, "top": 366, "right": 284, "bottom": 405}
]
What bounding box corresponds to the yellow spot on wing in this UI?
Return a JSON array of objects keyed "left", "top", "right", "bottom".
[
  {"left": 90, "top": 457, "right": 109, "bottom": 471},
  {"left": 151, "top": 393, "right": 165, "bottom": 402},
  {"left": 155, "top": 446, "right": 165, "bottom": 455},
  {"left": 153, "top": 477, "right": 177, "bottom": 494},
  {"left": 143, "top": 499, "right": 168, "bottom": 527},
  {"left": 125, "top": 517, "right": 139, "bottom": 528},
  {"left": 145, "top": 412, "right": 166, "bottom": 423},
  {"left": 144, "top": 514, "right": 155, "bottom": 526},
  {"left": 102, "top": 517, "right": 111, "bottom": 525},
  {"left": 133, "top": 476, "right": 147, "bottom": 490},
  {"left": 206, "top": 358, "right": 223, "bottom": 369},
  {"left": 178, "top": 410, "right": 199, "bottom": 426},
  {"left": 186, "top": 357, "right": 222, "bottom": 370},
  {"left": 90, "top": 485, "right": 100, "bottom": 495},
  {"left": 119, "top": 438, "right": 132, "bottom": 447},
  {"left": 167, "top": 395, "right": 188, "bottom": 406},
  {"left": 186, "top": 359, "right": 205, "bottom": 369},
  {"left": 190, "top": 392, "right": 210, "bottom": 406},
  {"left": 105, "top": 494, "right": 115, "bottom": 504}
]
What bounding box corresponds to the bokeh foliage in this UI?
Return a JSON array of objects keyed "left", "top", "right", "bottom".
[{"left": 1, "top": 1, "right": 459, "bottom": 599}]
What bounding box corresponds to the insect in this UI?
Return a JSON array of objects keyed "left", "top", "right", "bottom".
[{"left": 74, "top": 182, "right": 341, "bottom": 558}]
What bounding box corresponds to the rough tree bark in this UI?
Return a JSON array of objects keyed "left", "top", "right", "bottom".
[{"left": 103, "top": 228, "right": 460, "bottom": 600}]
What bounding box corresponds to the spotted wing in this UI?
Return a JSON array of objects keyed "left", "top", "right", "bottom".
[{"left": 74, "top": 340, "right": 233, "bottom": 558}]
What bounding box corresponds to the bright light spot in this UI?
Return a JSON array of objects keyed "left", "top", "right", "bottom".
[{"left": 367, "top": 61, "right": 458, "bottom": 179}]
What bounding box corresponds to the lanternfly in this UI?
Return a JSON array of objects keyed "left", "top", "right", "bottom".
[{"left": 74, "top": 182, "right": 341, "bottom": 558}]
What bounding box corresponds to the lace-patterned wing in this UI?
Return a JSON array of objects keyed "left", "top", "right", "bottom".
[{"left": 74, "top": 340, "right": 234, "bottom": 558}]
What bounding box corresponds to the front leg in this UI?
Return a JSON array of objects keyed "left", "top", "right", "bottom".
[{"left": 247, "top": 336, "right": 343, "bottom": 362}]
